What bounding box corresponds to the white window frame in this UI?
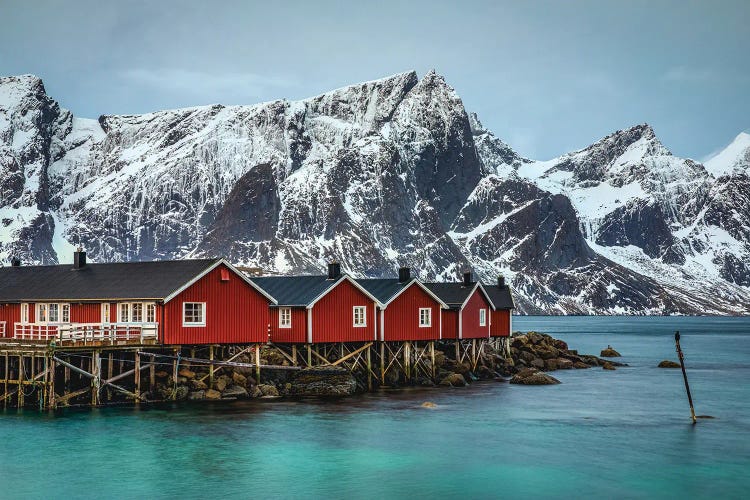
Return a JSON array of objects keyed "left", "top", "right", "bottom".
[
  {"left": 353, "top": 306, "right": 367, "bottom": 327},
  {"left": 118, "top": 303, "right": 131, "bottom": 323},
  {"left": 21, "top": 303, "right": 29, "bottom": 324},
  {"left": 34, "top": 303, "right": 70, "bottom": 324},
  {"left": 48, "top": 303, "right": 60, "bottom": 323},
  {"left": 146, "top": 303, "right": 156, "bottom": 323},
  {"left": 61, "top": 303, "right": 70, "bottom": 323},
  {"left": 419, "top": 308, "right": 432, "bottom": 328},
  {"left": 183, "top": 302, "right": 206, "bottom": 327},
  {"left": 479, "top": 308, "right": 487, "bottom": 327},
  {"left": 101, "top": 303, "right": 111, "bottom": 323},
  {"left": 131, "top": 302, "right": 144, "bottom": 323},
  {"left": 37, "top": 304, "right": 47, "bottom": 323},
  {"left": 279, "top": 307, "right": 292, "bottom": 329}
]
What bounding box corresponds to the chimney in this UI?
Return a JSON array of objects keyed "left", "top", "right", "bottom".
[
  {"left": 398, "top": 267, "right": 411, "bottom": 283},
  {"left": 73, "top": 247, "right": 87, "bottom": 270},
  {"left": 497, "top": 275, "right": 505, "bottom": 288},
  {"left": 327, "top": 262, "right": 341, "bottom": 280},
  {"left": 10, "top": 256, "right": 20, "bottom": 267},
  {"left": 463, "top": 271, "right": 473, "bottom": 287}
]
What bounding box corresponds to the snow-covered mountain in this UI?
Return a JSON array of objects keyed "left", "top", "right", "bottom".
[{"left": 1, "top": 72, "right": 748, "bottom": 314}]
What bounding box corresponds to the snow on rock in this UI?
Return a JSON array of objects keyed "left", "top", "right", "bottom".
[{"left": 0, "top": 72, "right": 749, "bottom": 315}]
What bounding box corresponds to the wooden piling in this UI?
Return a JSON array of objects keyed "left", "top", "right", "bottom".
[
  {"left": 209, "top": 345, "right": 215, "bottom": 387},
  {"left": 366, "top": 344, "right": 372, "bottom": 391},
  {"left": 255, "top": 344, "right": 261, "bottom": 383},
  {"left": 134, "top": 350, "right": 141, "bottom": 402}
]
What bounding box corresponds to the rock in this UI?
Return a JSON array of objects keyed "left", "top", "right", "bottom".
[
  {"left": 602, "top": 362, "right": 616, "bottom": 370},
  {"left": 178, "top": 368, "right": 196, "bottom": 379},
  {"left": 174, "top": 386, "right": 189, "bottom": 400},
  {"left": 205, "top": 389, "right": 222, "bottom": 400},
  {"left": 556, "top": 358, "right": 573, "bottom": 369},
  {"left": 232, "top": 371, "right": 248, "bottom": 387},
  {"left": 544, "top": 358, "right": 559, "bottom": 371},
  {"left": 259, "top": 384, "right": 280, "bottom": 397},
  {"left": 155, "top": 371, "right": 169, "bottom": 379},
  {"left": 452, "top": 362, "right": 472, "bottom": 375},
  {"left": 553, "top": 339, "right": 569, "bottom": 351},
  {"left": 600, "top": 347, "right": 621, "bottom": 357},
  {"left": 421, "top": 402, "right": 437, "bottom": 408},
  {"left": 519, "top": 350, "right": 536, "bottom": 363},
  {"left": 537, "top": 346, "right": 560, "bottom": 360},
  {"left": 510, "top": 368, "right": 560, "bottom": 385},
  {"left": 573, "top": 361, "right": 590, "bottom": 369},
  {"left": 223, "top": 385, "right": 249, "bottom": 398},
  {"left": 439, "top": 372, "right": 467, "bottom": 387},
  {"left": 190, "top": 378, "right": 208, "bottom": 390},
  {"left": 287, "top": 367, "right": 358, "bottom": 396},
  {"left": 214, "top": 377, "right": 228, "bottom": 392},
  {"left": 658, "top": 360, "right": 681, "bottom": 368},
  {"left": 530, "top": 358, "right": 545, "bottom": 369},
  {"left": 188, "top": 390, "right": 205, "bottom": 401}
]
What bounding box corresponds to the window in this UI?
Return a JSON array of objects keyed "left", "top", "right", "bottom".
[
  {"left": 37, "top": 304, "right": 48, "bottom": 323},
  {"left": 146, "top": 303, "right": 156, "bottom": 323},
  {"left": 48, "top": 303, "right": 59, "bottom": 323},
  {"left": 21, "top": 303, "right": 29, "bottom": 324},
  {"left": 279, "top": 307, "right": 291, "bottom": 328},
  {"left": 220, "top": 268, "right": 230, "bottom": 281},
  {"left": 101, "top": 303, "right": 111, "bottom": 323},
  {"left": 183, "top": 302, "right": 205, "bottom": 326},
  {"left": 61, "top": 304, "right": 70, "bottom": 323},
  {"left": 132, "top": 303, "right": 143, "bottom": 322},
  {"left": 353, "top": 306, "right": 366, "bottom": 327},
  {"left": 419, "top": 308, "right": 432, "bottom": 327},
  {"left": 479, "top": 308, "right": 487, "bottom": 326},
  {"left": 118, "top": 303, "right": 130, "bottom": 323}
]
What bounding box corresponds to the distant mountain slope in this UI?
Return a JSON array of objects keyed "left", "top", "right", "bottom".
[{"left": 1, "top": 72, "right": 748, "bottom": 314}]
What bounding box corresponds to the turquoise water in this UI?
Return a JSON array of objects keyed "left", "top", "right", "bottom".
[{"left": 1, "top": 316, "right": 749, "bottom": 499}]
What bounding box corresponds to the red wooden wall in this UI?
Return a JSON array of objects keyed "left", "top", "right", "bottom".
[
  {"left": 311, "top": 279, "right": 376, "bottom": 343},
  {"left": 441, "top": 309, "right": 459, "bottom": 340},
  {"left": 0, "top": 304, "right": 20, "bottom": 336},
  {"left": 490, "top": 309, "right": 511, "bottom": 337},
  {"left": 268, "top": 307, "right": 307, "bottom": 343},
  {"left": 460, "top": 288, "right": 492, "bottom": 339},
  {"left": 162, "top": 264, "right": 271, "bottom": 344},
  {"left": 382, "top": 284, "right": 441, "bottom": 341}
]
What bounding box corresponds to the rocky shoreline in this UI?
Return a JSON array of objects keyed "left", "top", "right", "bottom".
[{"left": 137, "top": 332, "right": 625, "bottom": 402}]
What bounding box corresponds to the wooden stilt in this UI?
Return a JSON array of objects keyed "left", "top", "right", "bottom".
[
  {"left": 149, "top": 362, "right": 155, "bottom": 391},
  {"left": 404, "top": 341, "right": 411, "bottom": 381},
  {"left": 292, "top": 345, "right": 297, "bottom": 366},
  {"left": 134, "top": 351, "right": 141, "bottom": 402},
  {"left": 255, "top": 344, "right": 261, "bottom": 383},
  {"left": 455, "top": 340, "right": 460, "bottom": 364},
  {"left": 430, "top": 341, "right": 436, "bottom": 381},
  {"left": 3, "top": 352, "right": 8, "bottom": 409},
  {"left": 48, "top": 357, "right": 56, "bottom": 410},
  {"left": 17, "top": 355, "right": 24, "bottom": 408},
  {"left": 91, "top": 350, "right": 101, "bottom": 406},
  {"left": 366, "top": 344, "right": 372, "bottom": 391},
  {"left": 107, "top": 353, "right": 114, "bottom": 401},
  {"left": 380, "top": 342, "right": 386, "bottom": 383},
  {"left": 472, "top": 339, "right": 477, "bottom": 370},
  {"left": 209, "top": 345, "right": 215, "bottom": 387},
  {"left": 307, "top": 344, "right": 312, "bottom": 367}
]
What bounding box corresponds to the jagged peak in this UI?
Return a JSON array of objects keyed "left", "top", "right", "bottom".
[
  {"left": 302, "top": 71, "right": 419, "bottom": 103},
  {"left": 704, "top": 130, "right": 750, "bottom": 177},
  {"left": 0, "top": 74, "right": 49, "bottom": 105}
]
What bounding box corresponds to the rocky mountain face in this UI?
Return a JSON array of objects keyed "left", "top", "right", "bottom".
[{"left": 1, "top": 72, "right": 748, "bottom": 314}]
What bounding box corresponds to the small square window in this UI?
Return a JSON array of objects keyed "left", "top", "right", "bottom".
[{"left": 183, "top": 302, "right": 205, "bottom": 326}]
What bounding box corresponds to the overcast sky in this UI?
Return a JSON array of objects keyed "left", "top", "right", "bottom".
[{"left": 1, "top": 0, "right": 748, "bottom": 160}]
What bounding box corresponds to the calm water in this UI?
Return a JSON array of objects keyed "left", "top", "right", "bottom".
[{"left": 1, "top": 316, "right": 749, "bottom": 499}]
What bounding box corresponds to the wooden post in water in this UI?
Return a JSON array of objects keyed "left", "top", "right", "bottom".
[
  {"left": 675, "top": 331, "right": 697, "bottom": 424},
  {"left": 255, "top": 344, "right": 261, "bottom": 384}
]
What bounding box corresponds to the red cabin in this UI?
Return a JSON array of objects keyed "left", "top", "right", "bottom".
[
  {"left": 0, "top": 252, "right": 275, "bottom": 345},
  {"left": 358, "top": 267, "right": 448, "bottom": 342},
  {"left": 251, "top": 263, "right": 380, "bottom": 344},
  {"left": 484, "top": 276, "right": 515, "bottom": 337},
  {"left": 425, "top": 272, "right": 494, "bottom": 340}
]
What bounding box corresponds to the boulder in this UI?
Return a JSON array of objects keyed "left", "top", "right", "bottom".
[
  {"left": 259, "top": 384, "right": 280, "bottom": 397},
  {"left": 602, "top": 362, "right": 616, "bottom": 370},
  {"left": 155, "top": 371, "right": 169, "bottom": 379},
  {"left": 190, "top": 378, "right": 208, "bottom": 390},
  {"left": 530, "top": 358, "right": 545, "bottom": 369},
  {"left": 174, "top": 386, "right": 189, "bottom": 400},
  {"left": 178, "top": 368, "right": 196, "bottom": 380},
  {"left": 556, "top": 358, "right": 573, "bottom": 370},
  {"left": 439, "top": 372, "right": 467, "bottom": 387},
  {"left": 232, "top": 371, "right": 248, "bottom": 387},
  {"left": 510, "top": 368, "right": 560, "bottom": 385},
  {"left": 205, "top": 389, "right": 222, "bottom": 400},
  {"left": 519, "top": 350, "right": 536, "bottom": 363},
  {"left": 544, "top": 358, "right": 558, "bottom": 371},
  {"left": 287, "top": 367, "right": 357, "bottom": 396},
  {"left": 188, "top": 390, "right": 205, "bottom": 401},
  {"left": 537, "top": 346, "right": 560, "bottom": 360},
  {"left": 214, "top": 376, "right": 228, "bottom": 392},
  {"left": 421, "top": 402, "right": 437, "bottom": 408},
  {"left": 600, "top": 347, "right": 621, "bottom": 357},
  {"left": 658, "top": 360, "right": 680, "bottom": 368},
  {"left": 573, "top": 361, "right": 590, "bottom": 369},
  {"left": 223, "top": 385, "right": 249, "bottom": 398}
]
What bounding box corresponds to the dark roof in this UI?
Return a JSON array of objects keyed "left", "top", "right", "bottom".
[
  {"left": 0, "top": 258, "right": 220, "bottom": 302},
  {"left": 250, "top": 275, "right": 340, "bottom": 306},
  {"left": 483, "top": 283, "right": 515, "bottom": 310},
  {"left": 423, "top": 282, "right": 477, "bottom": 309},
  {"left": 357, "top": 278, "right": 411, "bottom": 304}
]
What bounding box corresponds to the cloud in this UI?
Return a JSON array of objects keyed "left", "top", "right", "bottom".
[
  {"left": 119, "top": 68, "right": 299, "bottom": 100},
  {"left": 661, "top": 66, "right": 721, "bottom": 84}
]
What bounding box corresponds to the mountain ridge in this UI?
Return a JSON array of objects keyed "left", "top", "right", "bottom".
[{"left": 1, "top": 72, "right": 748, "bottom": 314}]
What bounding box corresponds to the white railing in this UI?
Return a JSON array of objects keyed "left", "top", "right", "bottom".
[
  {"left": 12, "top": 322, "right": 159, "bottom": 343},
  {"left": 0, "top": 321, "right": 5, "bottom": 338}
]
